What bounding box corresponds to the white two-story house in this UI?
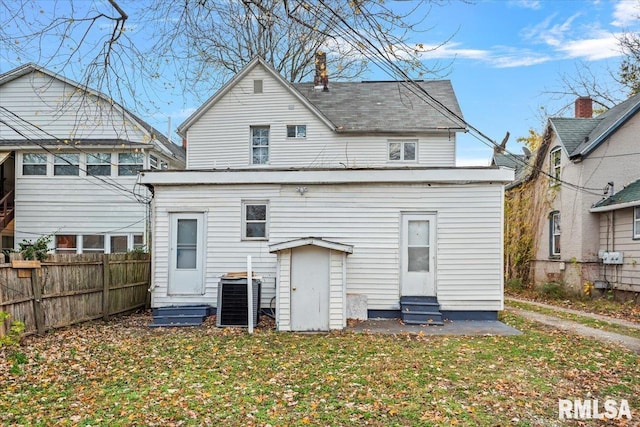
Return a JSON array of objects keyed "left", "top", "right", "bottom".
[
  {"left": 0, "top": 63, "right": 185, "bottom": 254},
  {"left": 140, "top": 56, "right": 513, "bottom": 331}
]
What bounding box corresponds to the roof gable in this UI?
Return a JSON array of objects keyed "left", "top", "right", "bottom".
[
  {"left": 178, "top": 56, "right": 466, "bottom": 136},
  {"left": 269, "top": 237, "right": 353, "bottom": 253},
  {"left": 0, "top": 63, "right": 184, "bottom": 162}
]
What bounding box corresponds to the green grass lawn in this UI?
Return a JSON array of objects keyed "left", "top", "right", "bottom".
[{"left": 1, "top": 312, "right": 638, "bottom": 426}]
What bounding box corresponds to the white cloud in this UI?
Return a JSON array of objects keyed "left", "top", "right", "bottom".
[
  {"left": 556, "top": 33, "right": 624, "bottom": 60},
  {"left": 611, "top": 0, "right": 640, "bottom": 27},
  {"left": 521, "top": 13, "right": 582, "bottom": 47},
  {"left": 416, "top": 42, "right": 490, "bottom": 61},
  {"left": 510, "top": 0, "right": 542, "bottom": 10}
]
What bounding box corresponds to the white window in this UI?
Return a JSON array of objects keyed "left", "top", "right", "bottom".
[
  {"left": 87, "top": 153, "right": 111, "bottom": 176},
  {"left": 23, "top": 153, "right": 47, "bottom": 175},
  {"left": 110, "top": 235, "right": 129, "bottom": 253},
  {"left": 54, "top": 153, "right": 79, "bottom": 176},
  {"left": 550, "top": 211, "right": 560, "bottom": 257},
  {"left": 388, "top": 140, "right": 417, "bottom": 162},
  {"left": 118, "top": 152, "right": 144, "bottom": 176},
  {"left": 634, "top": 207, "right": 640, "bottom": 239},
  {"left": 82, "top": 235, "right": 105, "bottom": 254},
  {"left": 287, "top": 125, "right": 306, "bottom": 138},
  {"left": 150, "top": 155, "right": 159, "bottom": 169},
  {"left": 550, "top": 147, "right": 561, "bottom": 185},
  {"left": 160, "top": 160, "right": 169, "bottom": 170},
  {"left": 242, "top": 201, "right": 268, "bottom": 240},
  {"left": 251, "top": 127, "right": 269, "bottom": 165},
  {"left": 55, "top": 235, "right": 77, "bottom": 254}
]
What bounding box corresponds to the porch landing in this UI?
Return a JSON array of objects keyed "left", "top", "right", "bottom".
[{"left": 348, "top": 318, "right": 521, "bottom": 336}]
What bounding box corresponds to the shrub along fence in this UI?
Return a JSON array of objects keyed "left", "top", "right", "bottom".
[{"left": 0, "top": 253, "right": 150, "bottom": 337}]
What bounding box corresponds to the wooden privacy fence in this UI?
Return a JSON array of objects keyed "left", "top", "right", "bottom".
[{"left": 0, "top": 253, "right": 150, "bottom": 337}]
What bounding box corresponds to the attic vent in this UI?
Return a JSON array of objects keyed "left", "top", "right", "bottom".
[
  {"left": 216, "top": 276, "right": 261, "bottom": 327},
  {"left": 254, "top": 79, "right": 263, "bottom": 94}
]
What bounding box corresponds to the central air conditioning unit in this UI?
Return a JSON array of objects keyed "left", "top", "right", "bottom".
[{"left": 216, "top": 274, "right": 261, "bottom": 327}]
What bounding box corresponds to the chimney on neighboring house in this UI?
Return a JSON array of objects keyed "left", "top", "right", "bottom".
[
  {"left": 314, "top": 51, "right": 329, "bottom": 92},
  {"left": 575, "top": 96, "right": 593, "bottom": 118},
  {"left": 182, "top": 137, "right": 187, "bottom": 150}
]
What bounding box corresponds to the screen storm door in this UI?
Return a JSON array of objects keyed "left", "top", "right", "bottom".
[
  {"left": 169, "top": 213, "right": 205, "bottom": 295},
  {"left": 401, "top": 213, "right": 436, "bottom": 296}
]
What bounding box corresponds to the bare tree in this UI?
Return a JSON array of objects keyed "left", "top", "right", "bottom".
[
  {"left": 618, "top": 31, "right": 640, "bottom": 96},
  {"left": 1, "top": 0, "right": 453, "bottom": 116}
]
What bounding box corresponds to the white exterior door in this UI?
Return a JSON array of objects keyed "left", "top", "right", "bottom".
[
  {"left": 401, "top": 213, "right": 436, "bottom": 296},
  {"left": 168, "top": 213, "right": 205, "bottom": 295},
  {"left": 290, "top": 246, "right": 330, "bottom": 331}
]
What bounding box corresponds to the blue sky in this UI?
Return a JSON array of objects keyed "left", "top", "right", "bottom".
[{"left": 2, "top": 0, "right": 639, "bottom": 166}]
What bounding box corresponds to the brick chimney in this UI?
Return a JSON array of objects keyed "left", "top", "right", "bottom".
[
  {"left": 314, "top": 51, "right": 329, "bottom": 92},
  {"left": 575, "top": 96, "right": 593, "bottom": 118}
]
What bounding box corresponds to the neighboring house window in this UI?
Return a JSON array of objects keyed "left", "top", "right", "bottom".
[
  {"left": 550, "top": 211, "right": 561, "bottom": 257},
  {"left": 111, "top": 235, "right": 129, "bottom": 253},
  {"left": 87, "top": 153, "right": 111, "bottom": 176},
  {"left": 634, "top": 207, "right": 640, "bottom": 239},
  {"left": 133, "top": 234, "right": 144, "bottom": 250},
  {"left": 251, "top": 126, "right": 269, "bottom": 165},
  {"left": 242, "top": 201, "right": 268, "bottom": 239},
  {"left": 118, "top": 152, "right": 144, "bottom": 176},
  {"left": 56, "top": 235, "right": 77, "bottom": 254},
  {"left": 549, "top": 147, "right": 561, "bottom": 185},
  {"left": 54, "top": 153, "right": 80, "bottom": 176},
  {"left": 82, "top": 235, "right": 105, "bottom": 253},
  {"left": 160, "top": 160, "right": 169, "bottom": 170},
  {"left": 287, "top": 125, "right": 306, "bottom": 138},
  {"left": 23, "top": 153, "right": 47, "bottom": 175},
  {"left": 388, "top": 140, "right": 417, "bottom": 161}
]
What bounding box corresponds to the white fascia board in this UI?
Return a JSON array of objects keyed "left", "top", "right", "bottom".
[
  {"left": 269, "top": 237, "right": 354, "bottom": 254},
  {"left": 139, "top": 167, "right": 515, "bottom": 186},
  {"left": 5, "top": 144, "right": 155, "bottom": 151},
  {"left": 590, "top": 200, "right": 640, "bottom": 213}
]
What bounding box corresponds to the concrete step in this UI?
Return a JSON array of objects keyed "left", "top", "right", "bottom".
[{"left": 149, "top": 314, "right": 207, "bottom": 327}]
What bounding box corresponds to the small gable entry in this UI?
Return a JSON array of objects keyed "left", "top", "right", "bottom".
[{"left": 269, "top": 238, "right": 353, "bottom": 331}]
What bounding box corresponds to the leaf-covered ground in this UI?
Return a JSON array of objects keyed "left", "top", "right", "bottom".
[{"left": 1, "top": 312, "right": 638, "bottom": 426}]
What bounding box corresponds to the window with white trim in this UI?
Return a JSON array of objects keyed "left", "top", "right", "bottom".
[
  {"left": 550, "top": 147, "right": 561, "bottom": 185},
  {"left": 23, "top": 153, "right": 47, "bottom": 175},
  {"left": 550, "top": 211, "right": 560, "bottom": 257},
  {"left": 251, "top": 126, "right": 269, "bottom": 165},
  {"left": 54, "top": 153, "right": 79, "bottom": 176},
  {"left": 56, "top": 235, "right": 77, "bottom": 254},
  {"left": 388, "top": 140, "right": 417, "bottom": 162},
  {"left": 150, "top": 155, "right": 159, "bottom": 169},
  {"left": 82, "top": 235, "right": 105, "bottom": 253},
  {"left": 287, "top": 125, "right": 306, "bottom": 138},
  {"left": 118, "top": 152, "right": 144, "bottom": 176},
  {"left": 87, "top": 153, "right": 111, "bottom": 176},
  {"left": 242, "top": 201, "right": 268, "bottom": 240},
  {"left": 634, "top": 207, "right": 640, "bottom": 239}
]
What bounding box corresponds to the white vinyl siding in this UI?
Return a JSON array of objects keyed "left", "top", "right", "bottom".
[
  {"left": 185, "top": 65, "right": 456, "bottom": 169},
  {"left": 597, "top": 208, "right": 640, "bottom": 293},
  {"left": 150, "top": 182, "right": 504, "bottom": 312}
]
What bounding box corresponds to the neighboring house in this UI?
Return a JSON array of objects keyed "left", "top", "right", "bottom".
[
  {"left": 525, "top": 95, "right": 640, "bottom": 296},
  {"left": 0, "top": 63, "right": 185, "bottom": 254},
  {"left": 140, "top": 56, "right": 513, "bottom": 331}
]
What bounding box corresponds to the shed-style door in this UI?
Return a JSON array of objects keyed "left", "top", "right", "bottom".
[
  {"left": 169, "top": 213, "right": 205, "bottom": 295},
  {"left": 401, "top": 213, "right": 436, "bottom": 296},
  {"left": 290, "top": 246, "right": 330, "bottom": 331}
]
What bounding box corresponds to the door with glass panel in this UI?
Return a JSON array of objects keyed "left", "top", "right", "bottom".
[
  {"left": 169, "top": 213, "right": 205, "bottom": 295},
  {"left": 400, "top": 213, "right": 436, "bottom": 296}
]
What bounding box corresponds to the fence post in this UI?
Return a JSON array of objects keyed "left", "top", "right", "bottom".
[
  {"left": 30, "top": 268, "right": 45, "bottom": 336},
  {"left": 103, "top": 254, "right": 111, "bottom": 321}
]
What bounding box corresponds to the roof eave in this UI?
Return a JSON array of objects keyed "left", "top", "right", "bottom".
[{"left": 590, "top": 199, "right": 640, "bottom": 213}]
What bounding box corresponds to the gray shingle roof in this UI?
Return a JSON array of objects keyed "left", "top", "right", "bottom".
[
  {"left": 592, "top": 178, "right": 640, "bottom": 209},
  {"left": 293, "top": 80, "right": 465, "bottom": 133},
  {"left": 550, "top": 92, "right": 640, "bottom": 159}
]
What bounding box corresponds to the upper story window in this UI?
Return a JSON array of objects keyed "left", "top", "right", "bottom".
[
  {"left": 87, "top": 153, "right": 111, "bottom": 176},
  {"left": 150, "top": 155, "right": 159, "bottom": 169},
  {"left": 23, "top": 153, "right": 47, "bottom": 175},
  {"left": 550, "top": 147, "right": 561, "bottom": 185},
  {"left": 287, "top": 125, "right": 306, "bottom": 138},
  {"left": 550, "top": 211, "right": 561, "bottom": 258},
  {"left": 251, "top": 126, "right": 269, "bottom": 165},
  {"left": 118, "top": 152, "right": 144, "bottom": 176},
  {"left": 54, "top": 153, "right": 80, "bottom": 176},
  {"left": 242, "top": 201, "right": 268, "bottom": 240},
  {"left": 389, "top": 140, "right": 417, "bottom": 162},
  {"left": 634, "top": 207, "right": 640, "bottom": 239}
]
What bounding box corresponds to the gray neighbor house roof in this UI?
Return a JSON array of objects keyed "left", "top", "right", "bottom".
[
  {"left": 591, "top": 178, "right": 640, "bottom": 212},
  {"left": 550, "top": 91, "right": 640, "bottom": 160}
]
